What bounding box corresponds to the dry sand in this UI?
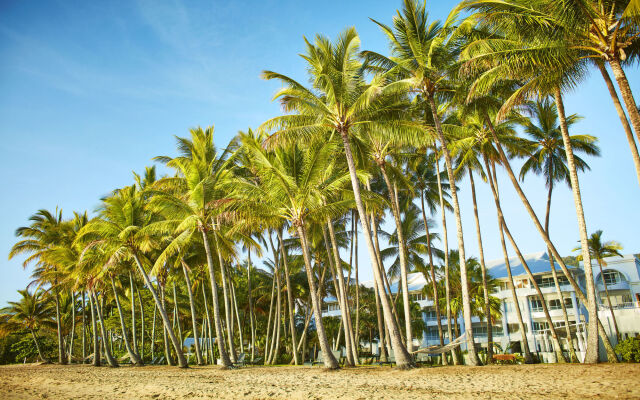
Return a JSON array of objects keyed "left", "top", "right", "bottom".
[{"left": 1, "top": 362, "right": 639, "bottom": 399}]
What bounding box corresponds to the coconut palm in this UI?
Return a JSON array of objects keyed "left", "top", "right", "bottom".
[
  {"left": 0, "top": 289, "right": 54, "bottom": 362},
  {"left": 574, "top": 230, "right": 624, "bottom": 341},
  {"left": 520, "top": 97, "right": 600, "bottom": 361},
  {"left": 259, "top": 27, "right": 419, "bottom": 367},
  {"left": 76, "top": 185, "right": 188, "bottom": 367}
]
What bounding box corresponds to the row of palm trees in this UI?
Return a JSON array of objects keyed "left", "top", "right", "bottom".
[{"left": 3, "top": 0, "right": 638, "bottom": 369}]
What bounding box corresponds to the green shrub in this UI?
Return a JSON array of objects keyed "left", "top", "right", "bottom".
[{"left": 616, "top": 337, "right": 640, "bottom": 362}]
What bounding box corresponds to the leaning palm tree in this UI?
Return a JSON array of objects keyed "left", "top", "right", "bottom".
[
  {"left": 146, "top": 126, "right": 236, "bottom": 368},
  {"left": 0, "top": 289, "right": 54, "bottom": 362},
  {"left": 76, "top": 185, "right": 188, "bottom": 367},
  {"left": 574, "top": 230, "right": 624, "bottom": 342},
  {"left": 520, "top": 97, "right": 600, "bottom": 361},
  {"left": 259, "top": 28, "right": 418, "bottom": 368},
  {"left": 365, "top": 0, "right": 482, "bottom": 364}
]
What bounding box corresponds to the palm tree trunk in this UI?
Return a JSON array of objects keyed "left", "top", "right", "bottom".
[
  {"left": 486, "top": 157, "right": 533, "bottom": 362},
  {"left": 429, "top": 94, "right": 480, "bottom": 365},
  {"left": 137, "top": 287, "right": 145, "bottom": 363},
  {"left": 30, "top": 329, "right": 46, "bottom": 362},
  {"left": 201, "top": 283, "right": 215, "bottom": 364},
  {"left": 295, "top": 260, "right": 331, "bottom": 354},
  {"left": 276, "top": 228, "right": 299, "bottom": 365},
  {"left": 379, "top": 163, "right": 414, "bottom": 349},
  {"left": 544, "top": 184, "right": 579, "bottom": 362},
  {"left": 151, "top": 303, "right": 156, "bottom": 362},
  {"left": 161, "top": 286, "right": 176, "bottom": 366},
  {"left": 91, "top": 290, "right": 118, "bottom": 367},
  {"left": 324, "top": 221, "right": 356, "bottom": 366},
  {"left": 552, "top": 88, "right": 601, "bottom": 363},
  {"left": 131, "top": 254, "right": 187, "bottom": 367},
  {"left": 354, "top": 215, "right": 361, "bottom": 359},
  {"left": 110, "top": 276, "right": 143, "bottom": 365},
  {"left": 247, "top": 249, "right": 256, "bottom": 363},
  {"left": 468, "top": 170, "right": 493, "bottom": 363},
  {"left": 608, "top": 59, "right": 640, "bottom": 145},
  {"left": 129, "top": 272, "right": 137, "bottom": 356},
  {"left": 214, "top": 239, "right": 236, "bottom": 364},
  {"left": 264, "top": 264, "right": 276, "bottom": 361},
  {"left": 340, "top": 131, "right": 414, "bottom": 368},
  {"left": 597, "top": 62, "right": 640, "bottom": 186},
  {"left": 172, "top": 283, "right": 183, "bottom": 351},
  {"left": 89, "top": 291, "right": 100, "bottom": 366},
  {"left": 296, "top": 220, "right": 339, "bottom": 369},
  {"left": 54, "top": 288, "right": 66, "bottom": 364},
  {"left": 483, "top": 112, "right": 618, "bottom": 362},
  {"left": 270, "top": 259, "right": 282, "bottom": 364},
  {"left": 82, "top": 291, "right": 86, "bottom": 363},
  {"left": 230, "top": 278, "right": 244, "bottom": 354},
  {"left": 181, "top": 260, "right": 204, "bottom": 365},
  {"left": 200, "top": 229, "right": 233, "bottom": 368},
  {"left": 597, "top": 260, "right": 621, "bottom": 342},
  {"left": 435, "top": 155, "right": 454, "bottom": 365},
  {"left": 68, "top": 291, "right": 76, "bottom": 363}
]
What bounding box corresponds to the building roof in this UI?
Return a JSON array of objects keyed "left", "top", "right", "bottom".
[{"left": 485, "top": 251, "right": 576, "bottom": 280}]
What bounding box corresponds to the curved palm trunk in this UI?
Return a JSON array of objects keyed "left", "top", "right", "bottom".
[
  {"left": 276, "top": 229, "right": 299, "bottom": 365},
  {"left": 484, "top": 112, "right": 618, "bottom": 363},
  {"left": 544, "top": 185, "right": 579, "bottom": 362},
  {"left": 488, "top": 161, "right": 567, "bottom": 363},
  {"left": 230, "top": 278, "right": 244, "bottom": 355},
  {"left": 132, "top": 254, "right": 187, "bottom": 367},
  {"left": 419, "top": 193, "right": 445, "bottom": 350},
  {"left": 214, "top": 240, "right": 236, "bottom": 364},
  {"left": 429, "top": 94, "right": 480, "bottom": 365},
  {"left": 201, "top": 283, "right": 215, "bottom": 364},
  {"left": 89, "top": 291, "right": 100, "bottom": 366},
  {"left": 267, "top": 246, "right": 282, "bottom": 364},
  {"left": 81, "top": 292, "right": 86, "bottom": 363},
  {"left": 597, "top": 62, "right": 640, "bottom": 186},
  {"left": 110, "top": 276, "right": 143, "bottom": 365},
  {"left": 264, "top": 265, "right": 276, "bottom": 361},
  {"left": 129, "top": 273, "right": 137, "bottom": 356},
  {"left": 247, "top": 250, "right": 256, "bottom": 363},
  {"left": 91, "top": 290, "right": 118, "bottom": 367},
  {"left": 200, "top": 230, "right": 233, "bottom": 368},
  {"left": 138, "top": 287, "right": 145, "bottom": 362},
  {"left": 296, "top": 221, "right": 339, "bottom": 369},
  {"left": 608, "top": 59, "right": 640, "bottom": 145},
  {"left": 54, "top": 288, "right": 66, "bottom": 365},
  {"left": 354, "top": 216, "right": 361, "bottom": 359},
  {"left": 552, "top": 89, "right": 601, "bottom": 363},
  {"left": 324, "top": 221, "right": 356, "bottom": 366},
  {"left": 597, "top": 260, "right": 621, "bottom": 342},
  {"left": 161, "top": 285, "right": 176, "bottom": 366},
  {"left": 339, "top": 131, "right": 414, "bottom": 369},
  {"left": 379, "top": 163, "right": 413, "bottom": 349},
  {"left": 487, "top": 158, "right": 533, "bottom": 363},
  {"left": 68, "top": 291, "right": 76, "bottom": 363},
  {"left": 435, "top": 155, "right": 454, "bottom": 365},
  {"left": 468, "top": 170, "right": 493, "bottom": 363},
  {"left": 181, "top": 260, "right": 204, "bottom": 365},
  {"left": 30, "top": 329, "right": 46, "bottom": 362}
]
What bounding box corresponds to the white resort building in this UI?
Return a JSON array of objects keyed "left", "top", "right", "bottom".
[{"left": 322, "top": 252, "right": 640, "bottom": 362}]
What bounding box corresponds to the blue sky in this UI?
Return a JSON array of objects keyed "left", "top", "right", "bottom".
[{"left": 1, "top": 0, "right": 638, "bottom": 307}]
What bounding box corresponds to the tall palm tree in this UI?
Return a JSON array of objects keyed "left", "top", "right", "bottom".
[
  {"left": 520, "top": 97, "right": 600, "bottom": 361},
  {"left": 574, "top": 230, "right": 624, "bottom": 342},
  {"left": 259, "top": 28, "right": 418, "bottom": 368},
  {"left": 9, "top": 208, "right": 69, "bottom": 364},
  {"left": 76, "top": 185, "right": 188, "bottom": 367},
  {"left": 365, "top": 0, "right": 482, "bottom": 364}
]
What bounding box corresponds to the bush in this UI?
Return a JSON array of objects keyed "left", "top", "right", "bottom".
[{"left": 616, "top": 337, "right": 640, "bottom": 362}]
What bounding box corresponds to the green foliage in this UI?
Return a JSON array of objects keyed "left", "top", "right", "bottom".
[
  {"left": 616, "top": 337, "right": 640, "bottom": 362},
  {"left": 562, "top": 256, "right": 580, "bottom": 268},
  {"left": 11, "top": 334, "right": 55, "bottom": 362}
]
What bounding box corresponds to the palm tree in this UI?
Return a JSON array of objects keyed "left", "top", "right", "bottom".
[
  {"left": 365, "top": 0, "right": 482, "bottom": 364},
  {"left": 259, "top": 28, "right": 418, "bottom": 368},
  {"left": 234, "top": 137, "right": 352, "bottom": 368},
  {"left": 0, "top": 289, "right": 54, "bottom": 362},
  {"left": 520, "top": 97, "right": 600, "bottom": 361},
  {"left": 76, "top": 185, "right": 188, "bottom": 367},
  {"left": 9, "top": 208, "right": 69, "bottom": 364},
  {"left": 574, "top": 230, "right": 624, "bottom": 342}
]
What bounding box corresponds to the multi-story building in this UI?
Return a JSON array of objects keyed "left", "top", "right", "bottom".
[{"left": 321, "top": 252, "right": 640, "bottom": 362}]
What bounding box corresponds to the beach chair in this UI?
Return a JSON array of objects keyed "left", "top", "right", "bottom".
[
  {"left": 247, "top": 356, "right": 263, "bottom": 365},
  {"left": 233, "top": 352, "right": 246, "bottom": 367},
  {"left": 312, "top": 350, "right": 325, "bottom": 366},
  {"left": 414, "top": 352, "right": 431, "bottom": 365},
  {"left": 379, "top": 350, "right": 395, "bottom": 366}
]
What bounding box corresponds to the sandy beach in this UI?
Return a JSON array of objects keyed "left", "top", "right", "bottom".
[{"left": 1, "top": 363, "right": 638, "bottom": 399}]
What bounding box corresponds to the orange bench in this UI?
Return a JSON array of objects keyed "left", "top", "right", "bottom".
[{"left": 492, "top": 354, "right": 517, "bottom": 363}]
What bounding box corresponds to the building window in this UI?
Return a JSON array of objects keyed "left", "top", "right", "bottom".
[
  {"left": 533, "top": 321, "right": 549, "bottom": 332},
  {"left": 535, "top": 275, "right": 570, "bottom": 288},
  {"left": 564, "top": 298, "right": 573, "bottom": 308},
  {"left": 423, "top": 310, "right": 437, "bottom": 320},
  {"left": 530, "top": 297, "right": 544, "bottom": 312},
  {"left": 549, "top": 299, "right": 562, "bottom": 310},
  {"left": 324, "top": 303, "right": 340, "bottom": 312},
  {"left": 411, "top": 292, "right": 425, "bottom": 302},
  {"left": 602, "top": 270, "right": 621, "bottom": 286}
]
